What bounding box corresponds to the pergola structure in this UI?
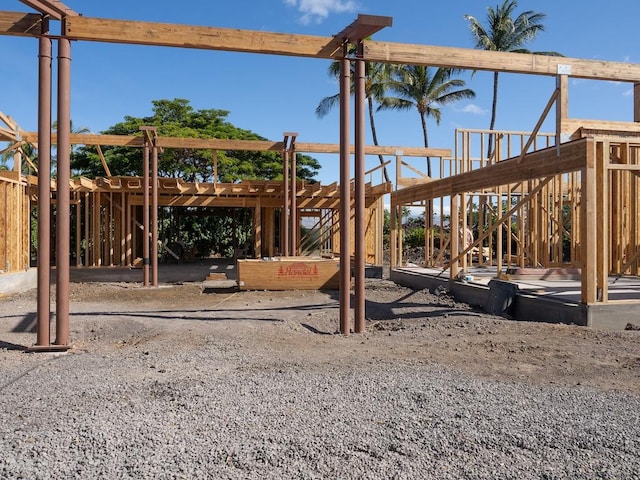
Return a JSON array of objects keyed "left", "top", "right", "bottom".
[
  {"left": 1, "top": 126, "right": 410, "bottom": 266},
  {"left": 2, "top": 2, "right": 640, "bottom": 344}
]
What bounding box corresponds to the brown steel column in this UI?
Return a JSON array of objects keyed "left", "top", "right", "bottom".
[
  {"left": 151, "top": 139, "right": 158, "bottom": 286},
  {"left": 55, "top": 35, "right": 71, "bottom": 347},
  {"left": 282, "top": 148, "right": 289, "bottom": 257},
  {"left": 36, "top": 17, "right": 52, "bottom": 347},
  {"left": 354, "top": 41, "right": 366, "bottom": 334},
  {"left": 290, "top": 147, "right": 297, "bottom": 255},
  {"left": 142, "top": 139, "right": 150, "bottom": 285},
  {"left": 339, "top": 42, "right": 351, "bottom": 335}
]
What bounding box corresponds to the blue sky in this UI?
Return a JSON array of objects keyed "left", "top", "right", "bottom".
[{"left": 1, "top": 0, "right": 638, "bottom": 185}]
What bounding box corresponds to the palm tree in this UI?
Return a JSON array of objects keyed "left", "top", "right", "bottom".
[
  {"left": 465, "top": 0, "right": 561, "bottom": 157},
  {"left": 316, "top": 54, "right": 393, "bottom": 182},
  {"left": 378, "top": 66, "right": 475, "bottom": 178},
  {"left": 1, "top": 142, "right": 38, "bottom": 174}
]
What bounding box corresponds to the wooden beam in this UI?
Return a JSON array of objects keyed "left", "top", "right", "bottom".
[
  {"left": 20, "top": 130, "right": 450, "bottom": 158},
  {"left": 364, "top": 41, "right": 640, "bottom": 83},
  {"left": 64, "top": 16, "right": 343, "bottom": 59},
  {"left": 564, "top": 119, "right": 640, "bottom": 138},
  {"left": 0, "top": 11, "right": 42, "bottom": 36},
  {"left": 21, "top": 131, "right": 286, "bottom": 150},
  {"left": 392, "top": 139, "right": 589, "bottom": 205},
  {"left": 297, "top": 142, "right": 450, "bottom": 157},
  {"left": 5, "top": 11, "right": 640, "bottom": 84}
]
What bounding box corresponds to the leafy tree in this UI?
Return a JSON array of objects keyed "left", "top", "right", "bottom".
[
  {"left": 464, "top": 0, "right": 562, "bottom": 157},
  {"left": 72, "top": 98, "right": 320, "bottom": 182},
  {"left": 316, "top": 51, "right": 393, "bottom": 182},
  {"left": 378, "top": 66, "right": 475, "bottom": 178},
  {"left": 69, "top": 99, "right": 321, "bottom": 260},
  {"left": 52, "top": 120, "right": 91, "bottom": 177}
]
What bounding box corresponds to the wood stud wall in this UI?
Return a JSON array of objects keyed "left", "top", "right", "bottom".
[
  {"left": 391, "top": 128, "right": 640, "bottom": 304},
  {"left": 0, "top": 173, "right": 387, "bottom": 272},
  {"left": 0, "top": 173, "right": 30, "bottom": 274}
]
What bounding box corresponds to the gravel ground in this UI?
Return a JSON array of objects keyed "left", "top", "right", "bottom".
[{"left": 1, "top": 283, "right": 639, "bottom": 479}]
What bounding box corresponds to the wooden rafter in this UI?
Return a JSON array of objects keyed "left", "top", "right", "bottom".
[
  {"left": 18, "top": 0, "right": 77, "bottom": 19},
  {"left": 392, "top": 139, "right": 588, "bottom": 205}
]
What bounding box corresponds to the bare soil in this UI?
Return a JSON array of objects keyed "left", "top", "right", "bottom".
[{"left": 2, "top": 280, "right": 639, "bottom": 394}]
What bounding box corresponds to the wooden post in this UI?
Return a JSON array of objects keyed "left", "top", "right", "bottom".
[
  {"left": 142, "top": 140, "right": 149, "bottom": 285},
  {"left": 84, "top": 192, "right": 89, "bottom": 267},
  {"left": 151, "top": 138, "right": 158, "bottom": 286},
  {"left": 264, "top": 207, "right": 274, "bottom": 257},
  {"left": 634, "top": 83, "right": 640, "bottom": 123},
  {"left": 450, "top": 194, "right": 460, "bottom": 279},
  {"left": 128, "top": 201, "right": 134, "bottom": 266},
  {"left": 254, "top": 199, "right": 261, "bottom": 258},
  {"left": 581, "top": 139, "right": 598, "bottom": 304},
  {"left": 556, "top": 74, "right": 568, "bottom": 142},
  {"left": 75, "top": 193, "right": 81, "bottom": 266},
  {"left": 596, "top": 140, "right": 609, "bottom": 302},
  {"left": 120, "top": 192, "right": 126, "bottom": 265},
  {"left": 92, "top": 192, "right": 100, "bottom": 266}
]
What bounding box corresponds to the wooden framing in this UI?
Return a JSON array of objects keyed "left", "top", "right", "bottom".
[
  {"left": 392, "top": 130, "right": 640, "bottom": 305},
  {"left": 0, "top": 171, "right": 31, "bottom": 274},
  {"left": 1, "top": 127, "right": 402, "bottom": 270},
  {"left": 3, "top": 8, "right": 640, "bottom": 311}
]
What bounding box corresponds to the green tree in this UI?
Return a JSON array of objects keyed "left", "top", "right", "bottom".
[
  {"left": 378, "top": 66, "right": 475, "bottom": 178},
  {"left": 52, "top": 120, "right": 91, "bottom": 177},
  {"left": 464, "top": 0, "right": 562, "bottom": 157},
  {"left": 72, "top": 99, "right": 320, "bottom": 182},
  {"left": 316, "top": 53, "right": 393, "bottom": 182}
]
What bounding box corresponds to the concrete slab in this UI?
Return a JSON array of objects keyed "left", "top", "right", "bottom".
[
  {"left": 390, "top": 266, "right": 640, "bottom": 331},
  {"left": 0, "top": 269, "right": 36, "bottom": 296},
  {"left": 66, "top": 258, "right": 238, "bottom": 284}
]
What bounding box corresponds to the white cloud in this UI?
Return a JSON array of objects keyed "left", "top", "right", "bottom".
[
  {"left": 284, "top": 0, "right": 358, "bottom": 25},
  {"left": 622, "top": 87, "right": 633, "bottom": 97},
  {"left": 455, "top": 104, "right": 487, "bottom": 115}
]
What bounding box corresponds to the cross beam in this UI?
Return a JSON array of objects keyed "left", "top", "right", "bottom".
[{"left": 19, "top": 0, "right": 77, "bottom": 19}]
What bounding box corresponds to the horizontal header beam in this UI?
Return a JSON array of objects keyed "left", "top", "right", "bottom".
[
  {"left": 60, "top": 15, "right": 640, "bottom": 82},
  {"left": 4, "top": 11, "right": 639, "bottom": 82},
  {"left": 364, "top": 42, "right": 640, "bottom": 83},
  {"left": 20, "top": 131, "right": 449, "bottom": 157},
  {"left": 63, "top": 16, "right": 344, "bottom": 59}
]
